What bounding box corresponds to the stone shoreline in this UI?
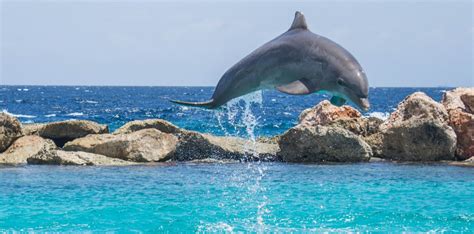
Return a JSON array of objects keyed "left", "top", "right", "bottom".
[{"left": 0, "top": 88, "right": 472, "bottom": 166}]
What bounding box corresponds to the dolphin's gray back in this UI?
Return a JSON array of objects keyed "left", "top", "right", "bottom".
[
  {"left": 210, "top": 29, "right": 318, "bottom": 106},
  {"left": 170, "top": 11, "right": 369, "bottom": 110},
  {"left": 194, "top": 28, "right": 362, "bottom": 107}
]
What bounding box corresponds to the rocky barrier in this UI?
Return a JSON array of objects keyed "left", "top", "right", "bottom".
[{"left": 0, "top": 88, "right": 472, "bottom": 166}]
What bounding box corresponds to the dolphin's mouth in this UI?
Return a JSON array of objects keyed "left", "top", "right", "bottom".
[{"left": 357, "top": 98, "right": 370, "bottom": 111}]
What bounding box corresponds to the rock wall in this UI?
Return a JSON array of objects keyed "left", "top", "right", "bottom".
[{"left": 0, "top": 88, "right": 472, "bottom": 166}]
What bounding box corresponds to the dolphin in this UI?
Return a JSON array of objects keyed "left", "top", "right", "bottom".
[{"left": 171, "top": 11, "right": 370, "bottom": 110}]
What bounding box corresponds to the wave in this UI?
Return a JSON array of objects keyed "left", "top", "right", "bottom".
[
  {"left": 367, "top": 111, "right": 390, "bottom": 120},
  {"left": 66, "top": 112, "right": 84, "bottom": 116},
  {"left": 44, "top": 114, "right": 56, "bottom": 117},
  {"left": 2, "top": 109, "right": 36, "bottom": 118},
  {"left": 80, "top": 100, "right": 99, "bottom": 104}
]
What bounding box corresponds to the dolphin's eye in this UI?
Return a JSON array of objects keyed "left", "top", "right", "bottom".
[{"left": 337, "top": 78, "right": 346, "bottom": 87}]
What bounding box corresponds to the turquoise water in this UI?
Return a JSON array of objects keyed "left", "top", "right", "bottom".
[{"left": 1, "top": 163, "right": 473, "bottom": 232}]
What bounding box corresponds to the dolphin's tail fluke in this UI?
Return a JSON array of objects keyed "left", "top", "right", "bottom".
[{"left": 169, "top": 99, "right": 216, "bottom": 109}]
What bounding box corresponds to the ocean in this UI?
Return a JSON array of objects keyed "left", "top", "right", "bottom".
[
  {"left": 0, "top": 86, "right": 473, "bottom": 232},
  {"left": 0, "top": 86, "right": 447, "bottom": 136}
]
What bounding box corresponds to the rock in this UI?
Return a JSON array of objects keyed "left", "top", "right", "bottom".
[
  {"left": 442, "top": 88, "right": 474, "bottom": 160},
  {"left": 444, "top": 110, "right": 474, "bottom": 160},
  {"left": 377, "top": 120, "right": 456, "bottom": 161},
  {"left": 299, "top": 100, "right": 382, "bottom": 137},
  {"left": 363, "top": 133, "right": 384, "bottom": 156},
  {"left": 21, "top": 123, "right": 43, "bottom": 135},
  {"left": 0, "top": 136, "right": 57, "bottom": 164},
  {"left": 173, "top": 130, "right": 279, "bottom": 161},
  {"left": 63, "top": 129, "right": 178, "bottom": 162},
  {"left": 27, "top": 150, "right": 136, "bottom": 166},
  {"left": 380, "top": 92, "right": 449, "bottom": 130},
  {"left": 114, "top": 119, "right": 182, "bottom": 134},
  {"left": 329, "top": 117, "right": 383, "bottom": 137},
  {"left": 442, "top": 87, "right": 474, "bottom": 112},
  {"left": 369, "top": 157, "right": 386, "bottom": 162},
  {"left": 24, "top": 120, "right": 109, "bottom": 147},
  {"left": 0, "top": 113, "right": 23, "bottom": 152},
  {"left": 256, "top": 135, "right": 280, "bottom": 144},
  {"left": 187, "top": 158, "right": 239, "bottom": 164},
  {"left": 299, "top": 100, "right": 362, "bottom": 126},
  {"left": 277, "top": 125, "right": 372, "bottom": 163},
  {"left": 375, "top": 92, "right": 456, "bottom": 161},
  {"left": 448, "top": 156, "right": 474, "bottom": 167}
]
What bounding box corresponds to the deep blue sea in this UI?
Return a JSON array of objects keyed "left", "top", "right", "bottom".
[
  {"left": 0, "top": 86, "right": 448, "bottom": 136},
  {"left": 1, "top": 86, "right": 473, "bottom": 232}
]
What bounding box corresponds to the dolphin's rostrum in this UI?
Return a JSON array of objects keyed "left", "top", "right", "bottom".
[{"left": 171, "top": 11, "right": 370, "bottom": 110}]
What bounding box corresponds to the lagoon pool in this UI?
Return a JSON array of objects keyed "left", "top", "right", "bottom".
[{"left": 0, "top": 162, "right": 472, "bottom": 232}]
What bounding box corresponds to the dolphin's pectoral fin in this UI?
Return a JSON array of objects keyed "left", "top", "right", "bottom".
[
  {"left": 330, "top": 96, "right": 347, "bottom": 106},
  {"left": 276, "top": 78, "right": 314, "bottom": 95}
]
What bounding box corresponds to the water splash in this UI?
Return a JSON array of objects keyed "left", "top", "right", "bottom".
[
  {"left": 213, "top": 91, "right": 269, "bottom": 231},
  {"left": 214, "top": 91, "right": 263, "bottom": 158}
]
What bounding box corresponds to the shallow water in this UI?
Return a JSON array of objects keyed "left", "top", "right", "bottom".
[{"left": 0, "top": 163, "right": 472, "bottom": 232}]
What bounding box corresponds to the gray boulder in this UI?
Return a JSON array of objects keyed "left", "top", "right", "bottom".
[
  {"left": 379, "top": 92, "right": 449, "bottom": 130},
  {"left": 173, "top": 130, "right": 279, "bottom": 161},
  {"left": 0, "top": 113, "right": 23, "bottom": 152},
  {"left": 114, "top": 119, "right": 182, "bottom": 134},
  {"left": 377, "top": 120, "right": 456, "bottom": 161},
  {"left": 114, "top": 119, "right": 280, "bottom": 162},
  {"left": 63, "top": 128, "right": 178, "bottom": 162},
  {"left": 28, "top": 150, "right": 136, "bottom": 166},
  {"left": 0, "top": 136, "right": 57, "bottom": 164},
  {"left": 277, "top": 125, "right": 372, "bottom": 163},
  {"left": 376, "top": 92, "right": 456, "bottom": 161},
  {"left": 23, "top": 120, "right": 108, "bottom": 147}
]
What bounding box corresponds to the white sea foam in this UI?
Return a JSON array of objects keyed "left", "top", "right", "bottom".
[
  {"left": 79, "top": 100, "right": 98, "bottom": 104},
  {"left": 367, "top": 111, "right": 390, "bottom": 120},
  {"left": 44, "top": 114, "right": 56, "bottom": 117},
  {"left": 2, "top": 109, "right": 36, "bottom": 118},
  {"left": 197, "top": 222, "right": 233, "bottom": 232},
  {"left": 66, "top": 112, "right": 84, "bottom": 116}
]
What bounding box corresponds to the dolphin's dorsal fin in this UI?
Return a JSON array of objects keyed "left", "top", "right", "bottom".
[{"left": 289, "top": 11, "right": 308, "bottom": 31}]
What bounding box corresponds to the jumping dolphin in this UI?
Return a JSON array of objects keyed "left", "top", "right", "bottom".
[{"left": 171, "top": 11, "right": 370, "bottom": 110}]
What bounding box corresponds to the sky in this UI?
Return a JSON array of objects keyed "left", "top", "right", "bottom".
[{"left": 0, "top": 0, "right": 472, "bottom": 87}]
